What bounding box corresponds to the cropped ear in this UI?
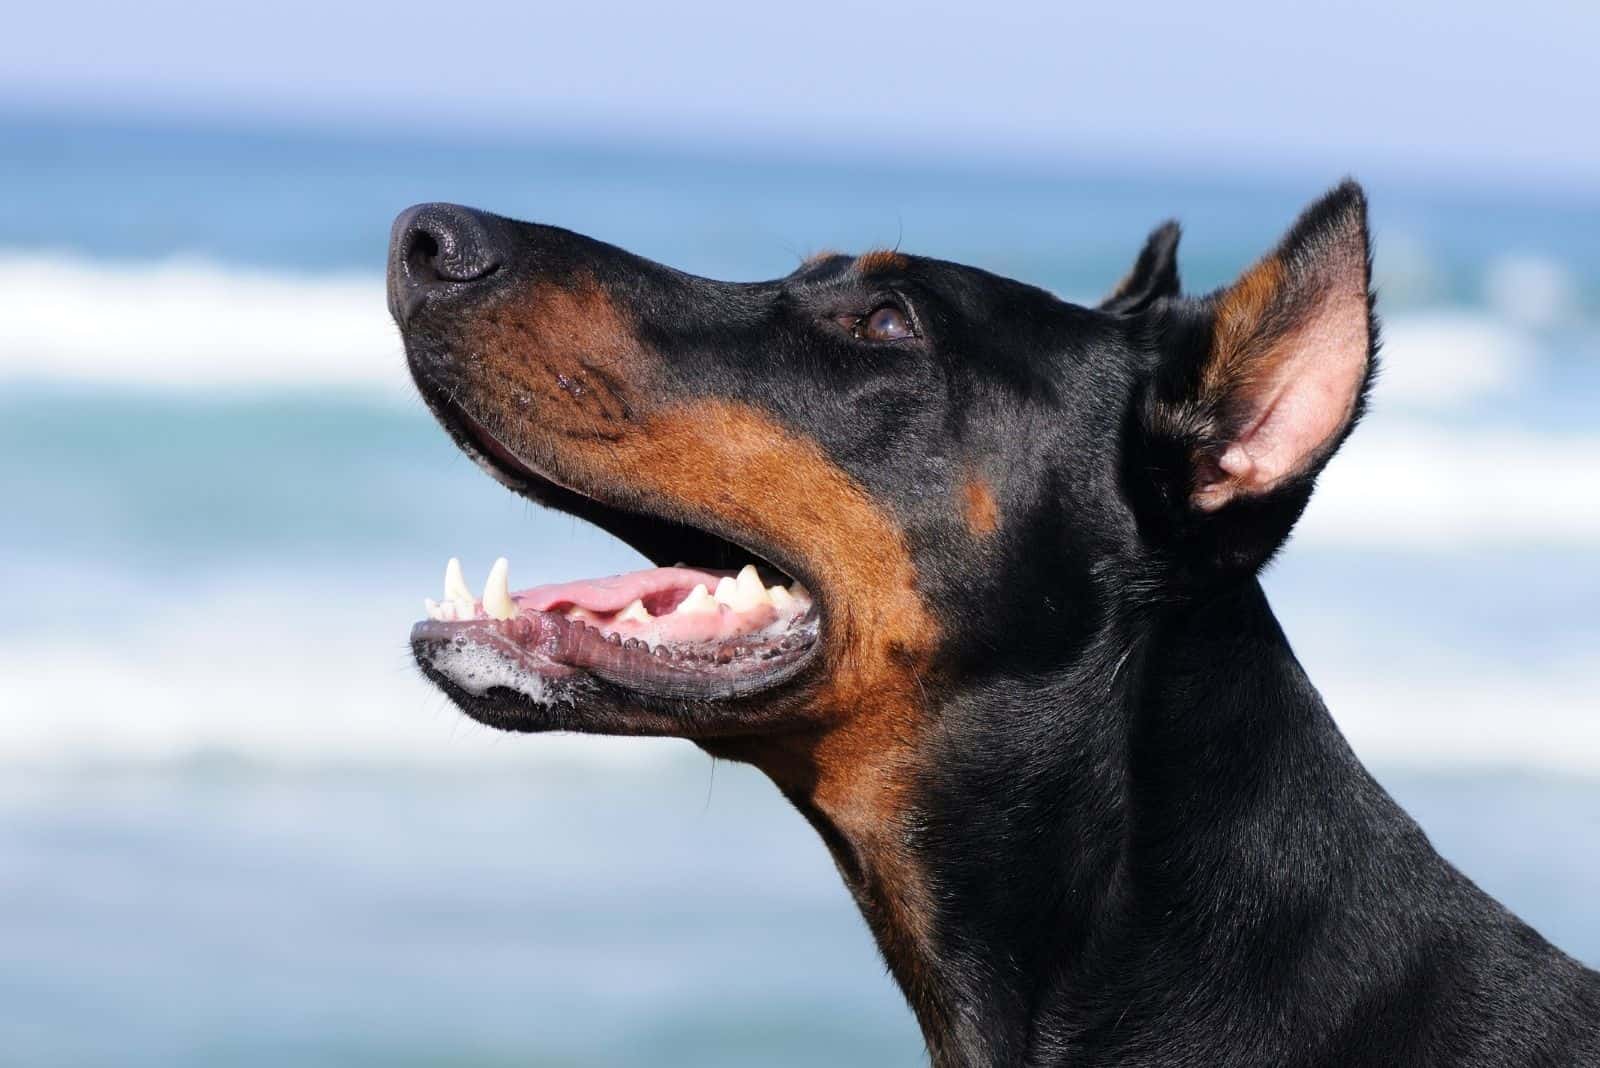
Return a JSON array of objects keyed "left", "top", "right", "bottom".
[
  {"left": 1100, "top": 221, "right": 1182, "bottom": 314},
  {"left": 1131, "top": 181, "right": 1377, "bottom": 573}
]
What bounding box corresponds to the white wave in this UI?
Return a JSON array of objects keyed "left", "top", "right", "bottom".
[
  {"left": 1483, "top": 253, "right": 1582, "bottom": 329},
  {"left": 0, "top": 252, "right": 402, "bottom": 391},
  {"left": 1322, "top": 661, "right": 1600, "bottom": 775},
  {"left": 1376, "top": 313, "right": 1535, "bottom": 410},
  {"left": 1301, "top": 419, "right": 1600, "bottom": 548}
]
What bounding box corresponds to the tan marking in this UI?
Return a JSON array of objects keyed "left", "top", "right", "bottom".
[
  {"left": 1204, "top": 254, "right": 1289, "bottom": 407},
  {"left": 855, "top": 248, "right": 909, "bottom": 274},
  {"left": 961, "top": 475, "right": 1000, "bottom": 538},
  {"left": 801, "top": 249, "right": 842, "bottom": 267},
  {"left": 461, "top": 279, "right": 947, "bottom": 1028}
]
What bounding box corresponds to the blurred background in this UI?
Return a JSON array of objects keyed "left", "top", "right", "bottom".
[{"left": 1, "top": 1, "right": 1597, "bottom": 1064}]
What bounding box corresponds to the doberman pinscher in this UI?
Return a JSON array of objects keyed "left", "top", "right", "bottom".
[{"left": 387, "top": 181, "right": 1600, "bottom": 1066}]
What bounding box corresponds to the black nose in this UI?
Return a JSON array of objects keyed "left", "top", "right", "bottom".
[{"left": 387, "top": 203, "right": 506, "bottom": 324}]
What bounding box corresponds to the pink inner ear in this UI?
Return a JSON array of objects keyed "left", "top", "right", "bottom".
[{"left": 1193, "top": 285, "right": 1369, "bottom": 512}]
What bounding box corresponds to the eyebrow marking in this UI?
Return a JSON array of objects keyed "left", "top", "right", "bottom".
[
  {"left": 855, "top": 249, "right": 909, "bottom": 274},
  {"left": 800, "top": 249, "right": 844, "bottom": 268}
]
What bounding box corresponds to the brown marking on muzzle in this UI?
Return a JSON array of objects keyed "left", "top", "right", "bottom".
[
  {"left": 457, "top": 276, "right": 946, "bottom": 1017},
  {"left": 464, "top": 280, "right": 652, "bottom": 445}
]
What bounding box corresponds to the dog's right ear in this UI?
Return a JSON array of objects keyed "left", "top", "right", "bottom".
[
  {"left": 1126, "top": 181, "right": 1376, "bottom": 577},
  {"left": 1100, "top": 221, "right": 1182, "bottom": 315}
]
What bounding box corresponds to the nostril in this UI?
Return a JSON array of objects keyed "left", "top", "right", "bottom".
[
  {"left": 405, "top": 227, "right": 443, "bottom": 283},
  {"left": 402, "top": 206, "right": 500, "bottom": 286},
  {"left": 388, "top": 203, "right": 505, "bottom": 323}
]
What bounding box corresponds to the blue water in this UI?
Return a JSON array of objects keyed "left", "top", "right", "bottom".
[
  {"left": 0, "top": 109, "right": 1597, "bottom": 1064},
  {"left": 0, "top": 765, "right": 1597, "bottom": 1067}
]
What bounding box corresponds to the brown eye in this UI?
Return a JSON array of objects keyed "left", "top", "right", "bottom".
[{"left": 861, "top": 304, "right": 913, "bottom": 341}]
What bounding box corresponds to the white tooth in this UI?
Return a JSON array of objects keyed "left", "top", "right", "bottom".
[
  {"left": 713, "top": 576, "right": 738, "bottom": 607},
  {"left": 424, "top": 598, "right": 443, "bottom": 621},
  {"left": 732, "top": 565, "right": 772, "bottom": 611},
  {"left": 677, "top": 583, "right": 717, "bottom": 615},
  {"left": 617, "top": 598, "right": 651, "bottom": 624},
  {"left": 482, "top": 557, "right": 515, "bottom": 620},
  {"left": 444, "top": 558, "right": 475, "bottom": 615},
  {"left": 768, "top": 586, "right": 795, "bottom": 614},
  {"left": 788, "top": 581, "right": 812, "bottom": 608}
]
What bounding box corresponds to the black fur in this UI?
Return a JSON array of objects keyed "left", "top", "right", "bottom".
[{"left": 389, "top": 184, "right": 1600, "bottom": 1067}]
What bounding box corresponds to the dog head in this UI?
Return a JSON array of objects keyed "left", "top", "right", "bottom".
[{"left": 391, "top": 183, "right": 1372, "bottom": 743}]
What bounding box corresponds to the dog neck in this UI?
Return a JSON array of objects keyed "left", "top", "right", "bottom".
[{"left": 761, "top": 579, "right": 1434, "bottom": 1066}]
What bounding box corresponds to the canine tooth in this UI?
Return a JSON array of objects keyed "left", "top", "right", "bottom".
[
  {"left": 713, "top": 576, "right": 738, "bottom": 607},
  {"left": 482, "top": 557, "right": 515, "bottom": 620},
  {"left": 732, "top": 565, "right": 772, "bottom": 611},
  {"left": 677, "top": 583, "right": 717, "bottom": 615},
  {"left": 617, "top": 598, "right": 651, "bottom": 624},
  {"left": 444, "top": 558, "right": 475, "bottom": 615}
]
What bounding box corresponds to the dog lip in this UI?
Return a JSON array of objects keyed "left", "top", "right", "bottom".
[{"left": 410, "top": 606, "right": 821, "bottom": 704}]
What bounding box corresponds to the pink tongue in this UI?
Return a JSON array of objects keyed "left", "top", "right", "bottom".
[{"left": 512, "top": 566, "right": 729, "bottom": 614}]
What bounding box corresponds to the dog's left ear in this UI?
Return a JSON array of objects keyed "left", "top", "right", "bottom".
[
  {"left": 1130, "top": 180, "right": 1377, "bottom": 573},
  {"left": 1101, "top": 221, "right": 1182, "bottom": 314}
]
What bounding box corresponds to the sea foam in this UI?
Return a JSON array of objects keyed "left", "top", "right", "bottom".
[{"left": 0, "top": 252, "right": 402, "bottom": 391}]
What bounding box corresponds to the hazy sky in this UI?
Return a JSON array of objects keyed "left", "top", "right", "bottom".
[{"left": 5, "top": 0, "right": 1599, "bottom": 188}]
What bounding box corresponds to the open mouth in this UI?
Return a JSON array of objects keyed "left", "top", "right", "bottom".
[{"left": 408, "top": 382, "right": 823, "bottom": 706}]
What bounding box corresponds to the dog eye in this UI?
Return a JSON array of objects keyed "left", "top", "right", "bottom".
[{"left": 859, "top": 304, "right": 913, "bottom": 341}]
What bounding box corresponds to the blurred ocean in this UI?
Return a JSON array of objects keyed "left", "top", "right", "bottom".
[{"left": 1, "top": 111, "right": 1597, "bottom": 1065}]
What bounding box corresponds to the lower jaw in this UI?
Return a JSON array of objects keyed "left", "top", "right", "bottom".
[{"left": 411, "top": 606, "right": 821, "bottom": 704}]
